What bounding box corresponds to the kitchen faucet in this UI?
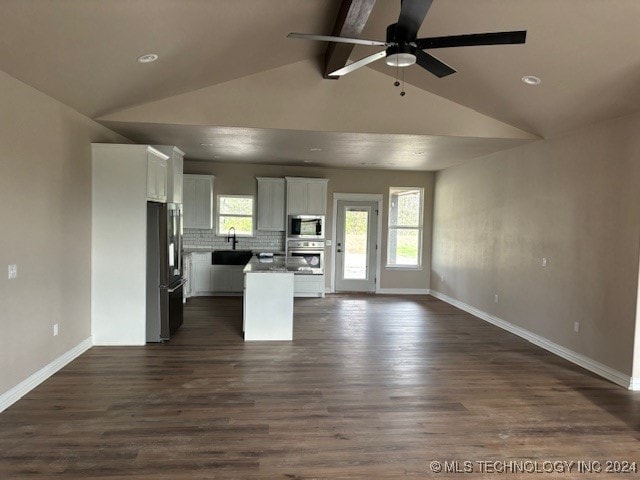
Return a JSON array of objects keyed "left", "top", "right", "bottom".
[{"left": 227, "top": 227, "right": 238, "bottom": 250}]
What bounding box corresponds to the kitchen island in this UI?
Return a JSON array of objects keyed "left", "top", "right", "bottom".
[{"left": 242, "top": 255, "right": 312, "bottom": 341}]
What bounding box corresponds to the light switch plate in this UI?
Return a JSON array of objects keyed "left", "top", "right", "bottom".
[{"left": 8, "top": 264, "right": 17, "bottom": 279}]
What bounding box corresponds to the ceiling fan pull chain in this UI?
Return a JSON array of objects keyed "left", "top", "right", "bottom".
[
  {"left": 400, "top": 69, "right": 406, "bottom": 97},
  {"left": 394, "top": 62, "right": 400, "bottom": 87}
]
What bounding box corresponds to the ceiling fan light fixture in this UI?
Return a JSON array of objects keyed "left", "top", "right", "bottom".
[
  {"left": 385, "top": 44, "right": 416, "bottom": 68},
  {"left": 385, "top": 52, "right": 416, "bottom": 67}
]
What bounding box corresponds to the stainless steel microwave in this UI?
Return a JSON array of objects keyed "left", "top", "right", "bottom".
[{"left": 287, "top": 215, "right": 324, "bottom": 239}]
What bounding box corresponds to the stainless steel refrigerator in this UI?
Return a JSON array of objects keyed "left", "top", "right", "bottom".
[{"left": 146, "top": 202, "right": 185, "bottom": 342}]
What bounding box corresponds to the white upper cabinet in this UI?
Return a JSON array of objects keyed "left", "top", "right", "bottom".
[
  {"left": 257, "top": 177, "right": 285, "bottom": 231},
  {"left": 146, "top": 152, "right": 168, "bottom": 203},
  {"left": 153, "top": 146, "right": 185, "bottom": 204},
  {"left": 183, "top": 174, "right": 214, "bottom": 229},
  {"left": 285, "top": 177, "right": 328, "bottom": 215}
]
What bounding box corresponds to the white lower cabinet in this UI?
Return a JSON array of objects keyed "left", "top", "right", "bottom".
[
  {"left": 294, "top": 274, "right": 325, "bottom": 297},
  {"left": 192, "top": 252, "right": 212, "bottom": 295},
  {"left": 211, "top": 265, "right": 244, "bottom": 293}
]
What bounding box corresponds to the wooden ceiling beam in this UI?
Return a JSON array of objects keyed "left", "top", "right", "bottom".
[{"left": 323, "top": 0, "right": 377, "bottom": 79}]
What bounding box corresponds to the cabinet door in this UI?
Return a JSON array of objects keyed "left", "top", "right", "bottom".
[
  {"left": 257, "top": 180, "right": 272, "bottom": 230},
  {"left": 229, "top": 268, "right": 245, "bottom": 292},
  {"left": 183, "top": 175, "right": 214, "bottom": 229},
  {"left": 287, "top": 181, "right": 306, "bottom": 215},
  {"left": 147, "top": 155, "right": 158, "bottom": 200},
  {"left": 257, "top": 178, "right": 285, "bottom": 231},
  {"left": 156, "top": 158, "right": 168, "bottom": 203},
  {"left": 193, "top": 256, "right": 212, "bottom": 293},
  {"left": 211, "top": 267, "right": 230, "bottom": 292},
  {"left": 172, "top": 154, "right": 184, "bottom": 204},
  {"left": 306, "top": 181, "right": 326, "bottom": 215},
  {"left": 270, "top": 180, "right": 285, "bottom": 230}
]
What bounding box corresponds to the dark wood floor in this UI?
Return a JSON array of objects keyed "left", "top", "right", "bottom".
[{"left": 1, "top": 295, "right": 639, "bottom": 479}]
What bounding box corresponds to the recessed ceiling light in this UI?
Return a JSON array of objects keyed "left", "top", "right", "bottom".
[
  {"left": 304, "top": 160, "right": 313, "bottom": 163},
  {"left": 412, "top": 151, "right": 425, "bottom": 156},
  {"left": 309, "top": 147, "right": 322, "bottom": 152},
  {"left": 200, "top": 143, "right": 213, "bottom": 147},
  {"left": 361, "top": 162, "right": 377, "bottom": 166},
  {"left": 521, "top": 75, "right": 541, "bottom": 86},
  {"left": 137, "top": 53, "right": 159, "bottom": 64}
]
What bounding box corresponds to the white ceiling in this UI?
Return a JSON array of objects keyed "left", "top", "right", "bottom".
[{"left": 1, "top": 0, "right": 639, "bottom": 170}]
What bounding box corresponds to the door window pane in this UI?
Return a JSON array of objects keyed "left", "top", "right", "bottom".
[{"left": 344, "top": 209, "right": 368, "bottom": 280}]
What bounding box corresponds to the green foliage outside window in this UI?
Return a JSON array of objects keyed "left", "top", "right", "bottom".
[
  {"left": 388, "top": 188, "right": 423, "bottom": 267},
  {"left": 217, "top": 195, "right": 254, "bottom": 236}
]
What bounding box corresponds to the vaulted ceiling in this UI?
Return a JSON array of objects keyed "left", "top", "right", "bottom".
[{"left": 1, "top": 0, "right": 638, "bottom": 170}]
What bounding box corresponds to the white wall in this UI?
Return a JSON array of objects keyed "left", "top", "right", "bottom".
[
  {"left": 431, "top": 111, "right": 640, "bottom": 377},
  {"left": 0, "top": 70, "right": 128, "bottom": 399}
]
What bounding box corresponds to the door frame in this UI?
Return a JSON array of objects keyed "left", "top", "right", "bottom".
[{"left": 330, "top": 193, "right": 383, "bottom": 294}]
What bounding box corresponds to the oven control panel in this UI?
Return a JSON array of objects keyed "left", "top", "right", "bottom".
[{"left": 287, "top": 240, "right": 325, "bottom": 249}]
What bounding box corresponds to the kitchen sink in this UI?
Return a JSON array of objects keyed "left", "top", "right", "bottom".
[{"left": 211, "top": 250, "right": 253, "bottom": 265}]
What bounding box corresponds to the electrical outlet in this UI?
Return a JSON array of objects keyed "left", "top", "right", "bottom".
[
  {"left": 494, "top": 294, "right": 499, "bottom": 303},
  {"left": 574, "top": 322, "right": 580, "bottom": 333},
  {"left": 53, "top": 324, "right": 59, "bottom": 336},
  {"left": 8, "top": 264, "right": 17, "bottom": 279},
  {"left": 542, "top": 257, "right": 548, "bottom": 267}
]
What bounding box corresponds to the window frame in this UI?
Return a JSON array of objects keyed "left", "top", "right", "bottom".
[
  {"left": 216, "top": 194, "right": 255, "bottom": 237},
  {"left": 386, "top": 187, "right": 424, "bottom": 269}
]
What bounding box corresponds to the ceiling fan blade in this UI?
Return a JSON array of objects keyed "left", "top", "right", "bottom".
[
  {"left": 415, "top": 31, "right": 527, "bottom": 49},
  {"left": 329, "top": 51, "right": 387, "bottom": 77},
  {"left": 415, "top": 49, "right": 456, "bottom": 78},
  {"left": 396, "top": 0, "right": 434, "bottom": 40},
  {"left": 287, "top": 32, "right": 387, "bottom": 47}
]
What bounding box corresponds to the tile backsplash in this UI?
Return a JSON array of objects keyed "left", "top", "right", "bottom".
[{"left": 184, "top": 229, "right": 285, "bottom": 252}]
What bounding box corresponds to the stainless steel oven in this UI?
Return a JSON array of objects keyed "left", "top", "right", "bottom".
[{"left": 287, "top": 240, "right": 325, "bottom": 274}]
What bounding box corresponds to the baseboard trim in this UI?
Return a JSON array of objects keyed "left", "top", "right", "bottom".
[
  {"left": 429, "top": 290, "right": 635, "bottom": 390},
  {"left": 629, "top": 377, "right": 640, "bottom": 391},
  {"left": 0, "top": 337, "right": 93, "bottom": 413},
  {"left": 377, "top": 288, "right": 431, "bottom": 295}
]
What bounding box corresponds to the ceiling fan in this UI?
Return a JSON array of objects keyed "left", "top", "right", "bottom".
[{"left": 288, "top": 0, "right": 526, "bottom": 78}]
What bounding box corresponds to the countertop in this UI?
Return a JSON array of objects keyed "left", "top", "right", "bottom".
[
  {"left": 243, "top": 256, "right": 317, "bottom": 275},
  {"left": 184, "top": 247, "right": 286, "bottom": 255}
]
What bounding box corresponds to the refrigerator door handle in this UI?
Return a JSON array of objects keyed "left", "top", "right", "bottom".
[{"left": 167, "top": 279, "right": 186, "bottom": 293}]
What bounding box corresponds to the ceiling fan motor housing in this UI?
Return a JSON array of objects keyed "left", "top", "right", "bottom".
[{"left": 385, "top": 24, "right": 417, "bottom": 67}]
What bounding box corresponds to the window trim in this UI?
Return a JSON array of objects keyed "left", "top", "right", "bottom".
[
  {"left": 386, "top": 187, "right": 424, "bottom": 269},
  {"left": 216, "top": 194, "right": 255, "bottom": 237}
]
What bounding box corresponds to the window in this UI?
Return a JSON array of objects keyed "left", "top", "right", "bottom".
[
  {"left": 387, "top": 187, "right": 423, "bottom": 268},
  {"left": 217, "top": 195, "right": 254, "bottom": 236}
]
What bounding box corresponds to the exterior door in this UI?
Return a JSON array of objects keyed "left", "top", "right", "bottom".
[{"left": 335, "top": 200, "right": 378, "bottom": 292}]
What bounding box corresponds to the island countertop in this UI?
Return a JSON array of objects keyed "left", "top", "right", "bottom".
[{"left": 243, "top": 255, "right": 318, "bottom": 274}]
